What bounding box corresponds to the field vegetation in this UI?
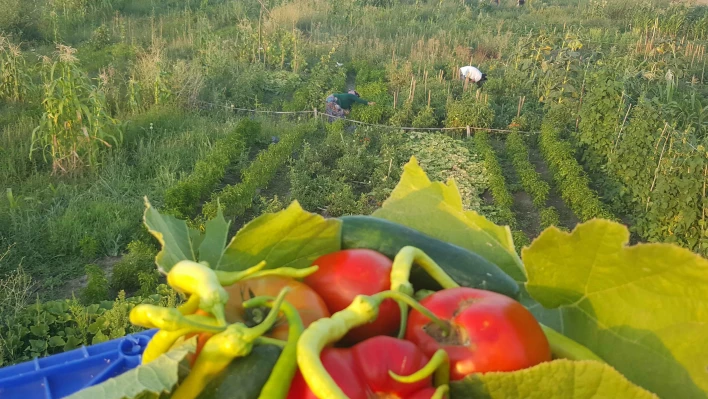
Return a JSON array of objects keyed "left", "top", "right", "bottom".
[{"left": 0, "top": 0, "right": 707, "bottom": 364}]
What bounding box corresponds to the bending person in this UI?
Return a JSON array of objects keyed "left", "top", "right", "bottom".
[
  {"left": 324, "top": 90, "right": 375, "bottom": 122},
  {"left": 459, "top": 66, "right": 488, "bottom": 88}
]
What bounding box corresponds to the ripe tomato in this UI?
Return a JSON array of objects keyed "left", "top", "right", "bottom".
[
  {"left": 304, "top": 249, "right": 400, "bottom": 345},
  {"left": 405, "top": 287, "right": 551, "bottom": 380},
  {"left": 189, "top": 275, "right": 330, "bottom": 365},
  {"left": 287, "top": 336, "right": 443, "bottom": 399}
]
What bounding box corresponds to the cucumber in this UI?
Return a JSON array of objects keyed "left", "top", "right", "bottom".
[
  {"left": 198, "top": 345, "right": 281, "bottom": 399},
  {"left": 340, "top": 215, "right": 520, "bottom": 299}
]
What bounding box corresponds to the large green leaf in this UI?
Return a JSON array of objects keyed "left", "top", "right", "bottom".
[
  {"left": 372, "top": 156, "right": 526, "bottom": 281},
  {"left": 197, "top": 206, "right": 231, "bottom": 269},
  {"left": 220, "top": 201, "right": 341, "bottom": 271},
  {"left": 66, "top": 341, "right": 195, "bottom": 399},
  {"left": 143, "top": 197, "right": 198, "bottom": 273},
  {"left": 523, "top": 220, "right": 708, "bottom": 399},
  {"left": 450, "top": 359, "right": 657, "bottom": 399}
]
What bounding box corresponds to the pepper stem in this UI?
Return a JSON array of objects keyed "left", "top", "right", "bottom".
[
  {"left": 388, "top": 349, "right": 449, "bottom": 387},
  {"left": 245, "top": 265, "right": 320, "bottom": 281},
  {"left": 431, "top": 384, "right": 450, "bottom": 399},
  {"left": 389, "top": 247, "right": 457, "bottom": 339},
  {"left": 541, "top": 324, "right": 604, "bottom": 362},
  {"left": 376, "top": 291, "right": 450, "bottom": 337},
  {"left": 390, "top": 246, "right": 459, "bottom": 292},
  {"left": 215, "top": 260, "right": 267, "bottom": 285},
  {"left": 396, "top": 302, "right": 408, "bottom": 339},
  {"left": 245, "top": 287, "right": 291, "bottom": 339},
  {"left": 255, "top": 336, "right": 288, "bottom": 348}
]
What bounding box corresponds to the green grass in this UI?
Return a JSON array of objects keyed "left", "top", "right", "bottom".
[{"left": 1, "top": 0, "right": 707, "bottom": 297}]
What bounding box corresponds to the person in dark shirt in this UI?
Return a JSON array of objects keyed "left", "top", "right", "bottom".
[{"left": 325, "top": 90, "right": 375, "bottom": 122}]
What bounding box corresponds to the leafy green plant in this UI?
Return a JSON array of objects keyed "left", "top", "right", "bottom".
[
  {"left": 164, "top": 119, "right": 260, "bottom": 218},
  {"left": 472, "top": 131, "right": 516, "bottom": 227},
  {"left": 0, "top": 260, "right": 177, "bottom": 366},
  {"left": 81, "top": 264, "right": 109, "bottom": 304},
  {"left": 349, "top": 81, "right": 393, "bottom": 124},
  {"left": 400, "top": 131, "right": 488, "bottom": 211},
  {"left": 505, "top": 129, "right": 562, "bottom": 229},
  {"left": 505, "top": 131, "right": 549, "bottom": 208},
  {"left": 89, "top": 24, "right": 111, "bottom": 50},
  {"left": 31, "top": 45, "right": 121, "bottom": 174},
  {"left": 283, "top": 48, "right": 345, "bottom": 111},
  {"left": 577, "top": 72, "right": 624, "bottom": 176},
  {"left": 539, "top": 206, "right": 562, "bottom": 230},
  {"left": 411, "top": 106, "right": 438, "bottom": 128},
  {"left": 202, "top": 122, "right": 317, "bottom": 219},
  {"left": 78, "top": 236, "right": 100, "bottom": 259},
  {"left": 110, "top": 240, "right": 158, "bottom": 295},
  {"left": 445, "top": 90, "right": 494, "bottom": 129},
  {"left": 539, "top": 105, "right": 614, "bottom": 222},
  {"left": 388, "top": 102, "right": 414, "bottom": 127}
]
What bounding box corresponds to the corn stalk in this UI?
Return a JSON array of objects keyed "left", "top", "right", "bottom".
[{"left": 30, "top": 45, "right": 122, "bottom": 175}]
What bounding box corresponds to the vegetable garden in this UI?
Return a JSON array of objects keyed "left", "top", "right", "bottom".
[{"left": 0, "top": 0, "right": 707, "bottom": 397}]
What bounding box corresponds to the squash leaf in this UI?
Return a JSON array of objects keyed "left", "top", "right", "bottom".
[
  {"left": 450, "top": 359, "right": 657, "bottom": 399},
  {"left": 65, "top": 340, "right": 195, "bottom": 399},
  {"left": 142, "top": 199, "right": 339, "bottom": 273},
  {"left": 143, "top": 197, "right": 199, "bottom": 273},
  {"left": 523, "top": 220, "right": 708, "bottom": 399},
  {"left": 197, "top": 206, "right": 231, "bottom": 269},
  {"left": 372, "top": 156, "right": 526, "bottom": 281},
  {"left": 219, "top": 201, "right": 341, "bottom": 271}
]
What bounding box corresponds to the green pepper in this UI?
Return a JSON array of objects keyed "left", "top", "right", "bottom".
[{"left": 243, "top": 295, "right": 304, "bottom": 399}]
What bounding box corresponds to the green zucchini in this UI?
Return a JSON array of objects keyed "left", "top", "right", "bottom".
[
  {"left": 340, "top": 215, "right": 520, "bottom": 299},
  {"left": 198, "top": 345, "right": 281, "bottom": 399}
]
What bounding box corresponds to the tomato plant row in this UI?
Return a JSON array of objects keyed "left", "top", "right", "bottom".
[
  {"left": 201, "top": 122, "right": 317, "bottom": 219},
  {"left": 164, "top": 119, "right": 261, "bottom": 219}
]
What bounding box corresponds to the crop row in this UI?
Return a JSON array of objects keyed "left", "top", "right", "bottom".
[
  {"left": 471, "top": 132, "right": 530, "bottom": 250},
  {"left": 163, "top": 119, "right": 260, "bottom": 218},
  {"left": 505, "top": 131, "right": 561, "bottom": 229},
  {"left": 539, "top": 107, "right": 614, "bottom": 222},
  {"left": 202, "top": 122, "right": 317, "bottom": 219}
]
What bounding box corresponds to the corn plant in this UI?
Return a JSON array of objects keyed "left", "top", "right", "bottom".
[
  {"left": 31, "top": 45, "right": 121, "bottom": 174},
  {"left": 0, "top": 36, "right": 31, "bottom": 102}
]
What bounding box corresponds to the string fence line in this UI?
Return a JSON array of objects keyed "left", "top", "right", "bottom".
[{"left": 193, "top": 99, "right": 541, "bottom": 135}]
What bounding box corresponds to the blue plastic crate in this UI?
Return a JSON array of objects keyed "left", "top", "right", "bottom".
[{"left": 0, "top": 329, "right": 158, "bottom": 399}]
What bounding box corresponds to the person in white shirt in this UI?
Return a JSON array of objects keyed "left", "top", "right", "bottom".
[{"left": 459, "top": 66, "right": 487, "bottom": 87}]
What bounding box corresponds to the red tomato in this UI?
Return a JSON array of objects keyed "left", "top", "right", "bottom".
[
  {"left": 287, "top": 336, "right": 444, "bottom": 399},
  {"left": 304, "top": 249, "right": 400, "bottom": 345},
  {"left": 188, "top": 276, "right": 330, "bottom": 365},
  {"left": 405, "top": 287, "right": 551, "bottom": 380}
]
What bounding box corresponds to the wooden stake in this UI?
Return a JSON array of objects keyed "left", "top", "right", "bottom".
[
  {"left": 466, "top": 125, "right": 471, "bottom": 138},
  {"left": 611, "top": 103, "right": 633, "bottom": 158},
  {"left": 517, "top": 96, "right": 523, "bottom": 118},
  {"left": 702, "top": 165, "right": 707, "bottom": 245},
  {"left": 428, "top": 90, "right": 431, "bottom": 107},
  {"left": 648, "top": 124, "right": 670, "bottom": 210}
]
